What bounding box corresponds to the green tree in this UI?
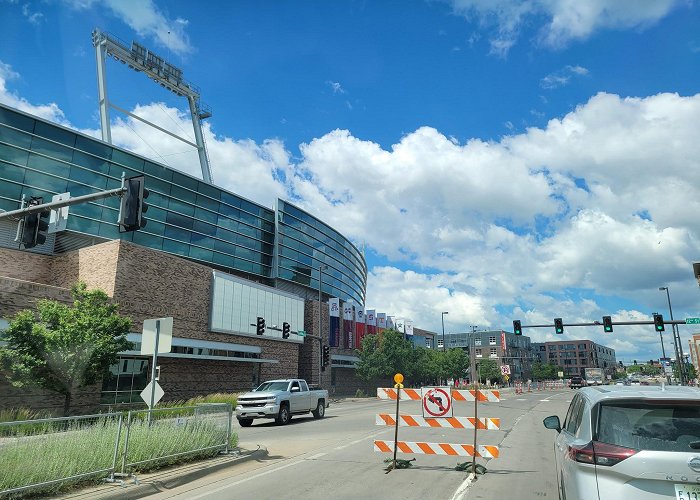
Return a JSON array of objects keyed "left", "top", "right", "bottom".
[
  {"left": 356, "top": 330, "right": 417, "bottom": 382},
  {"left": 441, "top": 348, "right": 470, "bottom": 383},
  {"left": 674, "top": 363, "right": 697, "bottom": 382},
  {"left": 412, "top": 347, "right": 440, "bottom": 386},
  {"left": 476, "top": 359, "right": 501, "bottom": 384},
  {"left": 532, "top": 362, "right": 561, "bottom": 380},
  {"left": 0, "top": 282, "right": 132, "bottom": 415}
]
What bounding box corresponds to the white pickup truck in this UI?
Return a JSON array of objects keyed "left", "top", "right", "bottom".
[{"left": 235, "top": 379, "right": 329, "bottom": 427}]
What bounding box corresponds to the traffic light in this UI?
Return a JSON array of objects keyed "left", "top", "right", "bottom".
[
  {"left": 653, "top": 313, "right": 665, "bottom": 332},
  {"left": 513, "top": 320, "right": 522, "bottom": 335},
  {"left": 21, "top": 197, "right": 50, "bottom": 249},
  {"left": 322, "top": 345, "right": 330, "bottom": 369},
  {"left": 256, "top": 317, "right": 265, "bottom": 335},
  {"left": 554, "top": 318, "right": 564, "bottom": 334},
  {"left": 282, "top": 322, "right": 290, "bottom": 339},
  {"left": 602, "top": 316, "right": 613, "bottom": 333},
  {"left": 118, "top": 175, "right": 149, "bottom": 232}
]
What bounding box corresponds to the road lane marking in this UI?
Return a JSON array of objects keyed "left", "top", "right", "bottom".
[
  {"left": 307, "top": 453, "right": 326, "bottom": 460},
  {"left": 335, "top": 429, "right": 389, "bottom": 450},
  {"left": 450, "top": 472, "right": 475, "bottom": 500},
  {"left": 516, "top": 398, "right": 526, "bottom": 401},
  {"left": 185, "top": 460, "right": 304, "bottom": 499}
]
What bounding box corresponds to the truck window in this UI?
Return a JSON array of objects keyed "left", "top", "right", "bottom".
[
  {"left": 291, "top": 381, "right": 300, "bottom": 391},
  {"left": 300, "top": 380, "right": 309, "bottom": 392}
]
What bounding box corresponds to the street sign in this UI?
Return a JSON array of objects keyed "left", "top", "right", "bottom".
[
  {"left": 500, "top": 365, "right": 511, "bottom": 375},
  {"left": 48, "top": 192, "right": 70, "bottom": 233},
  {"left": 297, "top": 330, "right": 306, "bottom": 337},
  {"left": 686, "top": 318, "right": 700, "bottom": 324},
  {"left": 140, "top": 381, "right": 164, "bottom": 407},
  {"left": 141, "top": 317, "right": 173, "bottom": 355},
  {"left": 421, "top": 387, "right": 452, "bottom": 418}
]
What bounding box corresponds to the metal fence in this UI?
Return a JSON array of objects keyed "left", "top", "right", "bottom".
[{"left": 0, "top": 403, "right": 233, "bottom": 497}]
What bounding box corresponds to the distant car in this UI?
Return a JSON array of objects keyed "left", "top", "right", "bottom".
[
  {"left": 569, "top": 376, "right": 585, "bottom": 389},
  {"left": 543, "top": 386, "right": 700, "bottom": 500}
]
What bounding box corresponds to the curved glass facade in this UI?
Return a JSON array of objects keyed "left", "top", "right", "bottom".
[
  {"left": 0, "top": 104, "right": 366, "bottom": 304},
  {"left": 276, "top": 200, "right": 366, "bottom": 305}
]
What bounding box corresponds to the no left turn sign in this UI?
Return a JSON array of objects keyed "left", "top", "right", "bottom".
[{"left": 421, "top": 387, "right": 452, "bottom": 418}]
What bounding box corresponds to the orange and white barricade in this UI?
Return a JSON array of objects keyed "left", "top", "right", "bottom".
[
  {"left": 373, "top": 440, "right": 499, "bottom": 458},
  {"left": 375, "top": 387, "right": 500, "bottom": 461}
]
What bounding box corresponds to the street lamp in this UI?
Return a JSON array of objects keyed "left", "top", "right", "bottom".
[
  {"left": 660, "top": 286, "right": 685, "bottom": 384},
  {"left": 441, "top": 312, "right": 448, "bottom": 352}
]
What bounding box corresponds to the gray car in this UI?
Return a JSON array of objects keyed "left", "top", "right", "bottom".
[{"left": 543, "top": 385, "right": 700, "bottom": 499}]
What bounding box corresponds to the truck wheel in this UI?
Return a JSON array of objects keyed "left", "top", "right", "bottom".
[
  {"left": 237, "top": 418, "right": 253, "bottom": 427},
  {"left": 312, "top": 400, "right": 326, "bottom": 419},
  {"left": 276, "top": 404, "right": 291, "bottom": 425}
]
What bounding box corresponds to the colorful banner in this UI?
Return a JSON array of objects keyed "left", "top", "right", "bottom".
[
  {"left": 329, "top": 298, "right": 340, "bottom": 347},
  {"left": 386, "top": 316, "right": 395, "bottom": 330},
  {"left": 501, "top": 331, "right": 506, "bottom": 349},
  {"left": 405, "top": 320, "right": 414, "bottom": 336},
  {"left": 355, "top": 306, "right": 366, "bottom": 348},
  {"left": 343, "top": 303, "right": 354, "bottom": 349},
  {"left": 395, "top": 318, "right": 405, "bottom": 334},
  {"left": 366, "top": 309, "right": 376, "bottom": 336},
  {"left": 376, "top": 313, "right": 386, "bottom": 334}
]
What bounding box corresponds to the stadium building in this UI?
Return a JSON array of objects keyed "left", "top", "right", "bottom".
[{"left": 0, "top": 102, "right": 373, "bottom": 413}]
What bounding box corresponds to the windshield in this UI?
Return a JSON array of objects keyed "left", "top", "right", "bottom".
[
  {"left": 254, "top": 382, "right": 289, "bottom": 392},
  {"left": 596, "top": 401, "right": 700, "bottom": 452}
]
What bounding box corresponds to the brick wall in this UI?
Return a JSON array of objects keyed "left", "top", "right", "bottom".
[{"left": 0, "top": 240, "right": 365, "bottom": 414}]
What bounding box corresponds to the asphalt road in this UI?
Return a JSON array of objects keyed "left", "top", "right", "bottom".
[{"left": 62, "top": 387, "right": 573, "bottom": 500}]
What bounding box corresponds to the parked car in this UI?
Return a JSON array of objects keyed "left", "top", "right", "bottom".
[
  {"left": 543, "top": 386, "right": 700, "bottom": 500},
  {"left": 569, "top": 376, "right": 585, "bottom": 389},
  {"left": 235, "top": 379, "right": 329, "bottom": 427}
]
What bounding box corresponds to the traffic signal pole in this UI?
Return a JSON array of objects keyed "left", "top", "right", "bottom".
[
  {"left": 0, "top": 175, "right": 127, "bottom": 221},
  {"left": 517, "top": 320, "right": 687, "bottom": 328}
]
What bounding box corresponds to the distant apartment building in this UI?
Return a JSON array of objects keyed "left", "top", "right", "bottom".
[
  {"left": 531, "top": 340, "right": 617, "bottom": 379},
  {"left": 441, "top": 330, "right": 534, "bottom": 381},
  {"left": 411, "top": 327, "right": 437, "bottom": 349},
  {"left": 689, "top": 334, "right": 700, "bottom": 377}
]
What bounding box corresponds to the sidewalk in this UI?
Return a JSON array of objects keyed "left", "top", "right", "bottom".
[{"left": 53, "top": 445, "right": 267, "bottom": 500}]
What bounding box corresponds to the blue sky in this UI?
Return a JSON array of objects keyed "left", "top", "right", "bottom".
[{"left": 2, "top": 0, "right": 700, "bottom": 363}]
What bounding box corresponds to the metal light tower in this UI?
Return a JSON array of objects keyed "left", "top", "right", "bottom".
[{"left": 91, "top": 28, "right": 214, "bottom": 184}]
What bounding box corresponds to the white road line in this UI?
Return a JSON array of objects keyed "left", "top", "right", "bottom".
[
  {"left": 450, "top": 472, "right": 475, "bottom": 500},
  {"left": 306, "top": 453, "right": 326, "bottom": 460},
  {"left": 185, "top": 460, "right": 304, "bottom": 500},
  {"left": 516, "top": 398, "right": 527, "bottom": 401},
  {"left": 335, "top": 429, "right": 389, "bottom": 450}
]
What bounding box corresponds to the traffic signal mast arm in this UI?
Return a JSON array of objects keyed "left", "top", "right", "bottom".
[
  {"left": 516, "top": 319, "right": 686, "bottom": 328},
  {"left": 0, "top": 173, "right": 128, "bottom": 221}
]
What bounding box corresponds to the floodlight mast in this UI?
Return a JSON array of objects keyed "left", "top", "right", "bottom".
[{"left": 91, "top": 28, "right": 214, "bottom": 185}]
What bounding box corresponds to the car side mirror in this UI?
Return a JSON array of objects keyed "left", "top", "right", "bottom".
[
  {"left": 291, "top": 386, "right": 300, "bottom": 392},
  {"left": 543, "top": 415, "right": 561, "bottom": 433}
]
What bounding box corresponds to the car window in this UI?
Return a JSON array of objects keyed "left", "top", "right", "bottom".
[
  {"left": 291, "top": 381, "right": 300, "bottom": 391},
  {"left": 563, "top": 394, "right": 580, "bottom": 432},
  {"left": 565, "top": 395, "right": 585, "bottom": 434},
  {"left": 300, "top": 380, "right": 309, "bottom": 392},
  {"left": 596, "top": 401, "right": 700, "bottom": 452}
]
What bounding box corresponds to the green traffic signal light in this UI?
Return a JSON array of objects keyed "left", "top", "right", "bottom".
[
  {"left": 554, "top": 318, "right": 564, "bottom": 334},
  {"left": 513, "top": 320, "right": 522, "bottom": 335},
  {"left": 653, "top": 313, "right": 665, "bottom": 332},
  {"left": 603, "top": 316, "right": 613, "bottom": 333}
]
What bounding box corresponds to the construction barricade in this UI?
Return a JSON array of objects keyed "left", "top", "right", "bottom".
[{"left": 374, "top": 386, "right": 500, "bottom": 468}]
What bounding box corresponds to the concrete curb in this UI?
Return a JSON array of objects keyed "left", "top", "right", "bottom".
[{"left": 54, "top": 445, "right": 268, "bottom": 499}]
